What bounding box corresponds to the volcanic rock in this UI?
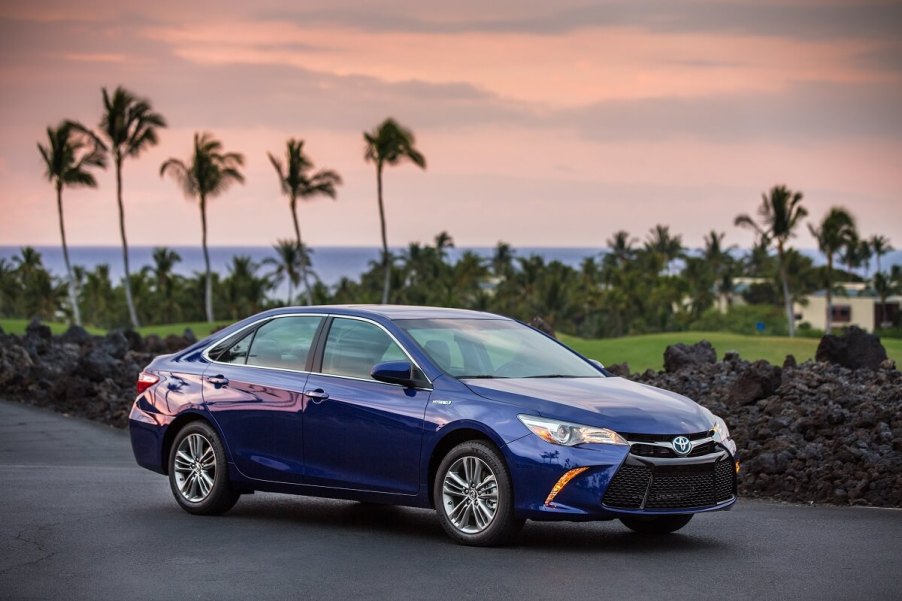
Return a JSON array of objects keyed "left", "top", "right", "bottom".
[
  {"left": 663, "top": 340, "right": 716, "bottom": 373},
  {"left": 60, "top": 325, "right": 93, "bottom": 346},
  {"left": 816, "top": 326, "right": 888, "bottom": 370},
  {"left": 725, "top": 360, "right": 782, "bottom": 406}
]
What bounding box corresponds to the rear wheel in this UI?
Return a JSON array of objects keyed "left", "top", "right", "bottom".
[
  {"left": 620, "top": 514, "right": 693, "bottom": 534},
  {"left": 168, "top": 421, "right": 239, "bottom": 515},
  {"left": 434, "top": 441, "right": 523, "bottom": 546}
]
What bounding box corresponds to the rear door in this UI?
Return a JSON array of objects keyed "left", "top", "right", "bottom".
[
  {"left": 203, "top": 315, "right": 324, "bottom": 483},
  {"left": 302, "top": 316, "right": 430, "bottom": 494}
]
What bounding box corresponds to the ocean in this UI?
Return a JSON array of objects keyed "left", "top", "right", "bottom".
[{"left": 1, "top": 245, "right": 899, "bottom": 289}]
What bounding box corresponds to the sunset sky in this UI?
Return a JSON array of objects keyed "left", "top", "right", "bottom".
[{"left": 1, "top": 0, "right": 900, "bottom": 250}]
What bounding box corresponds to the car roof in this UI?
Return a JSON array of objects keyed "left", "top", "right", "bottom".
[{"left": 262, "top": 304, "right": 507, "bottom": 321}]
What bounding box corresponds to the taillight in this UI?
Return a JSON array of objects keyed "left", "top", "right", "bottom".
[{"left": 137, "top": 371, "right": 160, "bottom": 394}]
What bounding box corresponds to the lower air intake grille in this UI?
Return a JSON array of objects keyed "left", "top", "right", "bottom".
[
  {"left": 603, "top": 459, "right": 735, "bottom": 510},
  {"left": 714, "top": 458, "right": 735, "bottom": 501},
  {"left": 601, "top": 464, "right": 651, "bottom": 509}
]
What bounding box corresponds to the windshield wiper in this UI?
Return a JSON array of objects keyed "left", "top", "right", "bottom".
[
  {"left": 522, "top": 374, "right": 579, "bottom": 378},
  {"left": 457, "top": 374, "right": 503, "bottom": 379}
]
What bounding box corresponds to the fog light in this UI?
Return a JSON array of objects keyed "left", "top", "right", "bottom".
[
  {"left": 735, "top": 461, "right": 741, "bottom": 474},
  {"left": 544, "top": 467, "right": 589, "bottom": 506}
]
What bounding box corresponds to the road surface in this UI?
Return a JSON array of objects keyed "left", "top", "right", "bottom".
[{"left": 0, "top": 399, "right": 899, "bottom": 600}]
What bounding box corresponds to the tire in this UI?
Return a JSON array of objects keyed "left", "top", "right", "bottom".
[
  {"left": 168, "top": 421, "right": 239, "bottom": 515},
  {"left": 433, "top": 441, "right": 524, "bottom": 546},
  {"left": 620, "top": 514, "right": 693, "bottom": 534}
]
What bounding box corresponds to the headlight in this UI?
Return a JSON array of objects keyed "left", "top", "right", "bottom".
[
  {"left": 711, "top": 415, "right": 731, "bottom": 443},
  {"left": 518, "top": 415, "right": 628, "bottom": 447}
]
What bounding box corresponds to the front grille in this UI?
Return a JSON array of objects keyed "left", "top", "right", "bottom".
[
  {"left": 603, "top": 458, "right": 735, "bottom": 510},
  {"left": 621, "top": 431, "right": 713, "bottom": 443},
  {"left": 629, "top": 440, "right": 717, "bottom": 459}
]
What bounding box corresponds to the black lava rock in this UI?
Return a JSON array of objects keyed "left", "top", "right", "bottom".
[
  {"left": 102, "top": 330, "right": 129, "bottom": 360},
  {"left": 60, "top": 325, "right": 93, "bottom": 346},
  {"left": 663, "top": 340, "right": 716, "bottom": 373},
  {"left": 25, "top": 318, "right": 52, "bottom": 341},
  {"left": 816, "top": 326, "right": 888, "bottom": 371},
  {"left": 726, "top": 360, "right": 782, "bottom": 406}
]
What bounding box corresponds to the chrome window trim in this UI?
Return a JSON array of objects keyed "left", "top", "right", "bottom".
[
  {"left": 201, "top": 313, "right": 322, "bottom": 375},
  {"left": 319, "top": 314, "right": 433, "bottom": 387},
  {"left": 200, "top": 312, "right": 432, "bottom": 387}
]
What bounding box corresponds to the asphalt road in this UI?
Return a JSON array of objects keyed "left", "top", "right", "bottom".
[{"left": 0, "top": 400, "right": 900, "bottom": 601}]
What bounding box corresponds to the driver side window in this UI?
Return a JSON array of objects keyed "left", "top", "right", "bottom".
[{"left": 321, "top": 318, "right": 406, "bottom": 380}]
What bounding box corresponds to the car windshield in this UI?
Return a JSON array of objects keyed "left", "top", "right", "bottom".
[{"left": 396, "top": 318, "right": 602, "bottom": 379}]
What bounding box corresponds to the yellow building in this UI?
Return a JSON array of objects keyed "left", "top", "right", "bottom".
[{"left": 795, "top": 283, "right": 901, "bottom": 333}]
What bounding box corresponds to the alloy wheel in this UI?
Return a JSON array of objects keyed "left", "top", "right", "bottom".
[
  {"left": 441, "top": 455, "right": 499, "bottom": 534},
  {"left": 173, "top": 433, "right": 216, "bottom": 503}
]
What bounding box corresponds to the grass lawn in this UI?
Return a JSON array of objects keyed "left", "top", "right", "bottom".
[
  {"left": 135, "top": 321, "right": 231, "bottom": 339},
  {"left": 560, "top": 331, "right": 902, "bottom": 373},
  {"left": 0, "top": 318, "right": 105, "bottom": 336},
  {"left": 0, "top": 318, "right": 228, "bottom": 339}
]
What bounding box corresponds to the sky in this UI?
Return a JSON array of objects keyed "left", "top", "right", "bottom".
[{"left": 1, "top": 0, "right": 900, "bottom": 251}]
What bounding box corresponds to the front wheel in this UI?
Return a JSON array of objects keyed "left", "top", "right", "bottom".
[
  {"left": 434, "top": 441, "right": 523, "bottom": 546},
  {"left": 168, "top": 421, "right": 239, "bottom": 515},
  {"left": 620, "top": 514, "right": 693, "bottom": 534}
]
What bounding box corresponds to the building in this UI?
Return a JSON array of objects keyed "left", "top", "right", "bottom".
[{"left": 795, "top": 283, "right": 901, "bottom": 332}]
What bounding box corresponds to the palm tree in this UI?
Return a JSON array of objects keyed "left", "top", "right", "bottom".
[
  {"left": 704, "top": 230, "right": 737, "bottom": 308},
  {"left": 491, "top": 242, "right": 515, "bottom": 278},
  {"left": 268, "top": 139, "right": 342, "bottom": 305},
  {"left": 150, "top": 247, "right": 182, "bottom": 324},
  {"left": 160, "top": 132, "right": 244, "bottom": 323},
  {"left": 874, "top": 272, "right": 900, "bottom": 329},
  {"left": 37, "top": 122, "right": 105, "bottom": 326},
  {"left": 363, "top": 118, "right": 427, "bottom": 304},
  {"left": 223, "top": 256, "right": 271, "bottom": 320},
  {"left": 869, "top": 235, "right": 893, "bottom": 275},
  {"left": 735, "top": 185, "right": 807, "bottom": 337},
  {"left": 644, "top": 225, "right": 683, "bottom": 274},
  {"left": 88, "top": 86, "right": 166, "bottom": 329},
  {"left": 808, "top": 208, "right": 855, "bottom": 334},
  {"left": 0, "top": 258, "right": 17, "bottom": 317},
  {"left": 263, "top": 239, "right": 311, "bottom": 305},
  {"left": 607, "top": 231, "right": 637, "bottom": 263}
]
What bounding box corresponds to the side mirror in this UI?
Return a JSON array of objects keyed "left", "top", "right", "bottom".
[
  {"left": 371, "top": 361, "right": 417, "bottom": 387},
  {"left": 590, "top": 359, "right": 605, "bottom": 369}
]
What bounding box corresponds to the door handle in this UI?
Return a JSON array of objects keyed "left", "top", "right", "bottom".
[
  {"left": 207, "top": 375, "right": 229, "bottom": 386},
  {"left": 305, "top": 389, "right": 329, "bottom": 403}
]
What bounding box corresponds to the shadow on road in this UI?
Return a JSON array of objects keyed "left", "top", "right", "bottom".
[{"left": 139, "top": 490, "right": 728, "bottom": 553}]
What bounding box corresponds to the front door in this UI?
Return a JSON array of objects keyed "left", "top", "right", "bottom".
[
  {"left": 203, "top": 315, "right": 324, "bottom": 483},
  {"left": 303, "top": 317, "right": 429, "bottom": 495}
]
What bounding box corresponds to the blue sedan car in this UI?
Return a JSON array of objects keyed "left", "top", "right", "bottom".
[{"left": 129, "top": 305, "right": 738, "bottom": 546}]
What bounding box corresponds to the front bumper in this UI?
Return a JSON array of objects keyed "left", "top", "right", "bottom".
[{"left": 504, "top": 434, "right": 737, "bottom": 521}]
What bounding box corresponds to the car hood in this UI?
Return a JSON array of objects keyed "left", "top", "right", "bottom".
[{"left": 463, "top": 376, "right": 712, "bottom": 435}]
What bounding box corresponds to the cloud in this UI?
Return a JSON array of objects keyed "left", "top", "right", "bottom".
[
  {"left": 62, "top": 52, "right": 127, "bottom": 63},
  {"left": 265, "top": 1, "right": 902, "bottom": 41},
  {"left": 556, "top": 80, "right": 902, "bottom": 143}
]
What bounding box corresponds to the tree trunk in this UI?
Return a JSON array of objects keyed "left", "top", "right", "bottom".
[
  {"left": 825, "top": 254, "right": 833, "bottom": 334},
  {"left": 117, "top": 158, "right": 140, "bottom": 329},
  {"left": 200, "top": 193, "right": 213, "bottom": 323},
  {"left": 377, "top": 162, "right": 391, "bottom": 304},
  {"left": 778, "top": 242, "right": 795, "bottom": 337},
  {"left": 57, "top": 183, "right": 81, "bottom": 326},
  {"left": 291, "top": 195, "right": 313, "bottom": 305}
]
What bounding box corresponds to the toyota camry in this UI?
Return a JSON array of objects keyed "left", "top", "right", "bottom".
[{"left": 129, "top": 305, "right": 738, "bottom": 546}]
